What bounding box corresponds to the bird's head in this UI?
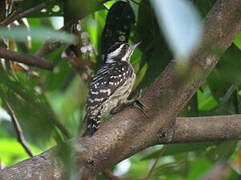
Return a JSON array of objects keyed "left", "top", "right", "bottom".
[{"left": 105, "top": 42, "right": 140, "bottom": 63}]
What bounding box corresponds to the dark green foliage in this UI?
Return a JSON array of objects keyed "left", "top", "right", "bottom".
[
  {"left": 101, "top": 1, "right": 135, "bottom": 55},
  {"left": 134, "top": 0, "right": 172, "bottom": 89},
  {"left": 17, "top": 0, "right": 64, "bottom": 17}
]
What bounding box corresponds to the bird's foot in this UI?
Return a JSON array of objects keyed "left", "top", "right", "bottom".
[{"left": 126, "top": 89, "right": 146, "bottom": 113}]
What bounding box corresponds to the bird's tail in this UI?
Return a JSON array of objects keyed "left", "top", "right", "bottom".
[{"left": 82, "top": 113, "right": 101, "bottom": 137}]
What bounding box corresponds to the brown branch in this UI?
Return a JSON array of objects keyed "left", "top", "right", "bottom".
[
  {"left": 0, "top": 0, "right": 240, "bottom": 179},
  {"left": 0, "top": 3, "right": 47, "bottom": 26},
  {"left": 3, "top": 100, "right": 34, "bottom": 157},
  {"left": 172, "top": 115, "right": 241, "bottom": 143},
  {"left": 0, "top": 115, "right": 241, "bottom": 180},
  {"left": 70, "top": 0, "right": 240, "bottom": 176},
  {"left": 0, "top": 47, "right": 54, "bottom": 70}
]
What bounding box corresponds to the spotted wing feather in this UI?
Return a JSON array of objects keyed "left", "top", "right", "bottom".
[{"left": 86, "top": 61, "right": 132, "bottom": 111}]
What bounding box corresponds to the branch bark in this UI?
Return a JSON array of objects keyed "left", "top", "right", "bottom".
[
  {"left": 0, "top": 47, "right": 54, "bottom": 70},
  {"left": 1, "top": 115, "right": 241, "bottom": 180},
  {"left": 0, "top": 0, "right": 241, "bottom": 179}
]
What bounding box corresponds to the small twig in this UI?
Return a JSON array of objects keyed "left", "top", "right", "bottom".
[
  {"left": 0, "top": 47, "right": 54, "bottom": 70},
  {"left": 3, "top": 100, "right": 34, "bottom": 157},
  {"left": 144, "top": 145, "right": 167, "bottom": 180},
  {"left": 0, "top": 3, "right": 47, "bottom": 26}
]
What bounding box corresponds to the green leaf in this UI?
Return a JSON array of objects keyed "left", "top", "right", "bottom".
[
  {"left": 234, "top": 32, "right": 241, "bottom": 50},
  {"left": 206, "top": 44, "right": 241, "bottom": 114},
  {"left": 0, "top": 67, "right": 58, "bottom": 147},
  {"left": 206, "top": 141, "right": 238, "bottom": 162},
  {"left": 153, "top": 160, "right": 187, "bottom": 177},
  {"left": 126, "top": 155, "right": 149, "bottom": 178},
  {"left": 150, "top": 0, "right": 203, "bottom": 60},
  {"left": 186, "top": 157, "right": 212, "bottom": 180},
  {"left": 0, "top": 27, "right": 75, "bottom": 44},
  {"left": 135, "top": 0, "right": 172, "bottom": 89},
  {"left": 198, "top": 86, "right": 217, "bottom": 111},
  {"left": 182, "top": 93, "right": 199, "bottom": 117},
  {"left": 0, "top": 138, "right": 41, "bottom": 165}
]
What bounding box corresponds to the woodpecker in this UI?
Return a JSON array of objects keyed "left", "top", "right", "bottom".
[{"left": 83, "top": 42, "right": 139, "bottom": 136}]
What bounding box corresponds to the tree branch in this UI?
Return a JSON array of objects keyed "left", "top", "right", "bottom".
[
  {"left": 0, "top": 0, "right": 240, "bottom": 179},
  {"left": 172, "top": 115, "right": 241, "bottom": 143},
  {"left": 1, "top": 115, "right": 241, "bottom": 180},
  {"left": 0, "top": 47, "right": 54, "bottom": 70},
  {"left": 0, "top": 3, "right": 47, "bottom": 26}
]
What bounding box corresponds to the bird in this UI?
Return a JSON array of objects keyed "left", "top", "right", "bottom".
[{"left": 82, "top": 42, "right": 140, "bottom": 136}]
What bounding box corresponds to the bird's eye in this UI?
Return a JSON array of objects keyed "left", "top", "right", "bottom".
[{"left": 121, "top": 44, "right": 129, "bottom": 52}]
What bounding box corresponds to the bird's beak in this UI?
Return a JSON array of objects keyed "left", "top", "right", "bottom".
[{"left": 130, "top": 42, "right": 141, "bottom": 50}]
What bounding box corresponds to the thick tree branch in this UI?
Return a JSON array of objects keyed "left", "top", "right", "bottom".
[
  {"left": 173, "top": 115, "right": 241, "bottom": 143},
  {"left": 72, "top": 0, "right": 241, "bottom": 175},
  {"left": 0, "top": 47, "right": 54, "bottom": 70},
  {"left": 0, "top": 0, "right": 241, "bottom": 179},
  {"left": 1, "top": 115, "right": 241, "bottom": 180}
]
